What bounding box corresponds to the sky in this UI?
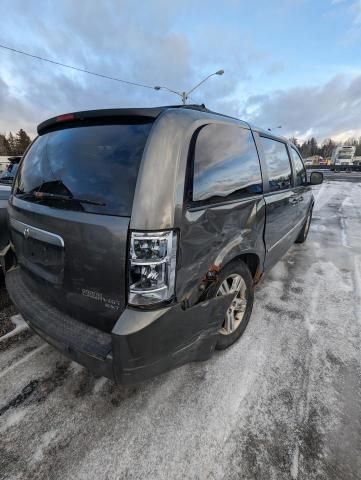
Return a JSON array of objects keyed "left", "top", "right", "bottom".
[{"left": 0, "top": 0, "right": 361, "bottom": 142}]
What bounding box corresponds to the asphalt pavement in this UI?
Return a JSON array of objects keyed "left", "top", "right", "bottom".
[{"left": 1, "top": 176, "right": 361, "bottom": 480}]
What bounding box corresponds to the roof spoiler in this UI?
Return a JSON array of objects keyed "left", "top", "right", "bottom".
[
  {"left": 37, "top": 107, "right": 167, "bottom": 135},
  {"left": 37, "top": 105, "right": 212, "bottom": 135}
]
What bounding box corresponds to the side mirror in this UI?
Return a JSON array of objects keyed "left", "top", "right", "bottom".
[{"left": 310, "top": 171, "right": 323, "bottom": 185}]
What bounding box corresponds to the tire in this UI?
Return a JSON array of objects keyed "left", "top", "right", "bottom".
[
  {"left": 295, "top": 207, "right": 312, "bottom": 244},
  {"left": 207, "top": 259, "right": 254, "bottom": 350}
]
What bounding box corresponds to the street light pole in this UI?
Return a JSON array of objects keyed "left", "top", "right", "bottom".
[{"left": 154, "top": 69, "right": 224, "bottom": 105}]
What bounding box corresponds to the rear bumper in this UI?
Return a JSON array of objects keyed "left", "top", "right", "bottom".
[
  {"left": 6, "top": 267, "right": 233, "bottom": 384},
  {"left": 6, "top": 267, "right": 115, "bottom": 380}
]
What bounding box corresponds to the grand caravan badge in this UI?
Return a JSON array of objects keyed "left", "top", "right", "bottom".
[{"left": 81, "top": 288, "right": 121, "bottom": 311}]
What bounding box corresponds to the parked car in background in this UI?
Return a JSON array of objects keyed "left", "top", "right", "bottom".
[
  {"left": 3, "top": 105, "right": 323, "bottom": 383},
  {"left": 0, "top": 156, "right": 21, "bottom": 185},
  {"left": 0, "top": 184, "right": 11, "bottom": 276}
]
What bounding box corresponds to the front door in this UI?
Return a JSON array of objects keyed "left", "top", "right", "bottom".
[
  {"left": 289, "top": 146, "right": 313, "bottom": 223},
  {"left": 257, "top": 136, "right": 300, "bottom": 270}
]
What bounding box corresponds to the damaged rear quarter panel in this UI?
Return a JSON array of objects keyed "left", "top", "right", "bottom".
[
  {"left": 112, "top": 293, "right": 236, "bottom": 383},
  {"left": 177, "top": 197, "right": 266, "bottom": 305},
  {"left": 129, "top": 109, "right": 267, "bottom": 306}
]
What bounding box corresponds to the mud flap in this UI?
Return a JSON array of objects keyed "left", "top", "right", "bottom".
[{"left": 112, "top": 293, "right": 235, "bottom": 384}]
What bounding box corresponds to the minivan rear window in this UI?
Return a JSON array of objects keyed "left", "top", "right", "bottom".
[{"left": 14, "top": 122, "right": 153, "bottom": 216}]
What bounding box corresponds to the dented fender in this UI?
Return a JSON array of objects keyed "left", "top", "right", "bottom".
[{"left": 176, "top": 197, "right": 266, "bottom": 307}]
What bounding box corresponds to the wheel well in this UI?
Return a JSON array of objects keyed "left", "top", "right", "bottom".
[{"left": 232, "top": 253, "right": 261, "bottom": 280}]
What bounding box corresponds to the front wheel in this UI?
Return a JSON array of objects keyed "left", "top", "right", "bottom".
[{"left": 207, "top": 260, "right": 254, "bottom": 350}]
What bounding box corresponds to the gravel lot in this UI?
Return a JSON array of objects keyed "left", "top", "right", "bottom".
[{"left": 1, "top": 177, "right": 361, "bottom": 480}]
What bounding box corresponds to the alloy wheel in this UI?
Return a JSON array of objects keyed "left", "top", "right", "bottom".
[{"left": 216, "top": 273, "right": 247, "bottom": 335}]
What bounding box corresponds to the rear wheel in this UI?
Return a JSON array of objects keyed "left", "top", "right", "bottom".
[
  {"left": 295, "top": 208, "right": 312, "bottom": 243},
  {"left": 208, "top": 260, "right": 254, "bottom": 350}
]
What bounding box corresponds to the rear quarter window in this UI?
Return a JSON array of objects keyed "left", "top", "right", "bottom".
[
  {"left": 192, "top": 124, "right": 262, "bottom": 203},
  {"left": 14, "top": 122, "right": 153, "bottom": 216}
]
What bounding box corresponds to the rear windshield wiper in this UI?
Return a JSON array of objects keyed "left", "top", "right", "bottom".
[{"left": 17, "top": 191, "right": 106, "bottom": 206}]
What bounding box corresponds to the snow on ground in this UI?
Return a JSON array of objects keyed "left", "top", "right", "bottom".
[
  {"left": 0, "top": 314, "right": 28, "bottom": 343},
  {"left": 1, "top": 179, "right": 361, "bottom": 480}
]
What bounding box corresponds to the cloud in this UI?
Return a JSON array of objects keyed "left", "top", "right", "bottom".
[
  {"left": 0, "top": 0, "right": 289, "bottom": 137},
  {"left": 0, "top": 0, "right": 360, "bottom": 144},
  {"left": 352, "top": 0, "right": 361, "bottom": 23},
  {"left": 240, "top": 73, "right": 361, "bottom": 140},
  {"left": 264, "top": 61, "right": 285, "bottom": 75},
  {"left": 333, "top": 0, "right": 361, "bottom": 38},
  {"left": 0, "top": 0, "right": 197, "bottom": 135}
]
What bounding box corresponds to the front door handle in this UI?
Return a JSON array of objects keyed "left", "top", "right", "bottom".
[{"left": 290, "top": 198, "right": 298, "bottom": 205}]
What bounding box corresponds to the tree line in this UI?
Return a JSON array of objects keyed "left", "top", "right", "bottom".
[
  {"left": 2, "top": 128, "right": 361, "bottom": 160},
  {"left": 290, "top": 136, "right": 361, "bottom": 159},
  {"left": 0, "top": 130, "right": 32, "bottom": 156}
]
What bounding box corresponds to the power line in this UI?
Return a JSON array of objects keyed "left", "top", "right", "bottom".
[{"left": 0, "top": 43, "right": 156, "bottom": 90}]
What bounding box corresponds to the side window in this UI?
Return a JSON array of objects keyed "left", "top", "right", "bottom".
[
  {"left": 192, "top": 124, "right": 262, "bottom": 202},
  {"left": 290, "top": 148, "right": 307, "bottom": 186},
  {"left": 261, "top": 137, "right": 293, "bottom": 192}
]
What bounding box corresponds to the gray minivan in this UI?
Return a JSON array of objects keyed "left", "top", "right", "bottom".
[{"left": 4, "top": 105, "right": 322, "bottom": 383}]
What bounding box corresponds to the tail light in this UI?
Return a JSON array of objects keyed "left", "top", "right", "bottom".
[{"left": 128, "top": 230, "right": 177, "bottom": 306}]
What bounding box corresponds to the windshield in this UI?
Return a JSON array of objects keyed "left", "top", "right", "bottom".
[{"left": 14, "top": 122, "right": 153, "bottom": 216}]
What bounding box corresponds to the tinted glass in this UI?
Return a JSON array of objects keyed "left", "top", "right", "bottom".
[
  {"left": 193, "top": 124, "right": 262, "bottom": 202},
  {"left": 290, "top": 148, "right": 307, "bottom": 186},
  {"left": 261, "top": 138, "right": 293, "bottom": 192},
  {"left": 14, "top": 123, "right": 153, "bottom": 216}
]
